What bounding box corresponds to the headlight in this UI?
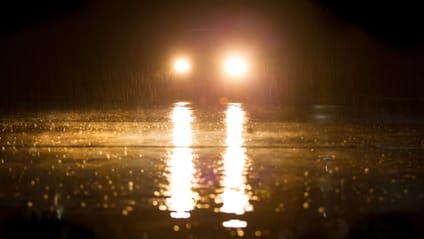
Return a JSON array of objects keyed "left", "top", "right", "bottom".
[
  {"left": 223, "top": 56, "right": 248, "bottom": 77},
  {"left": 173, "top": 58, "right": 191, "bottom": 74}
]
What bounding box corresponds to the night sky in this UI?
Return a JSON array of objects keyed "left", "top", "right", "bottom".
[{"left": 1, "top": 0, "right": 423, "bottom": 109}]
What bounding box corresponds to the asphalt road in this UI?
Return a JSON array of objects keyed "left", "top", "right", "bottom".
[{"left": 0, "top": 102, "right": 423, "bottom": 238}]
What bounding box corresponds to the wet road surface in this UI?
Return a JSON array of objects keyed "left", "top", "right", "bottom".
[{"left": 0, "top": 102, "right": 424, "bottom": 238}]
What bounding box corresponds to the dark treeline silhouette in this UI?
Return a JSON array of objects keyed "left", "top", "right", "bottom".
[{"left": 0, "top": 1, "right": 423, "bottom": 110}]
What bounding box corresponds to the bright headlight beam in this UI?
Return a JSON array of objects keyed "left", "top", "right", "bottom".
[
  {"left": 224, "top": 56, "right": 248, "bottom": 77},
  {"left": 174, "top": 58, "right": 191, "bottom": 74}
]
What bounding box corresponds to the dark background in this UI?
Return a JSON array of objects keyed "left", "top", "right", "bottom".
[{"left": 1, "top": 0, "right": 423, "bottom": 109}]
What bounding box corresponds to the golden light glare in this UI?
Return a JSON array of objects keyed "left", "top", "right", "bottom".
[
  {"left": 224, "top": 56, "right": 248, "bottom": 77},
  {"left": 219, "top": 103, "right": 253, "bottom": 215},
  {"left": 173, "top": 58, "right": 191, "bottom": 74},
  {"left": 165, "top": 102, "right": 197, "bottom": 219}
]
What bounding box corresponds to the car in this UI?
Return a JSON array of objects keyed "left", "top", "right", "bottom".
[{"left": 166, "top": 31, "right": 261, "bottom": 103}]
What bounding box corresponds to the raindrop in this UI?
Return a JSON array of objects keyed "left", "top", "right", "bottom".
[{"left": 236, "top": 229, "right": 245, "bottom": 237}]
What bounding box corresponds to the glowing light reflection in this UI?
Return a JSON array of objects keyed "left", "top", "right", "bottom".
[
  {"left": 222, "top": 219, "right": 248, "bottom": 228},
  {"left": 165, "top": 102, "right": 196, "bottom": 218},
  {"left": 219, "top": 103, "right": 253, "bottom": 215}
]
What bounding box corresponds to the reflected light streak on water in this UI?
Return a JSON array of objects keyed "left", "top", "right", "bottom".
[
  {"left": 222, "top": 219, "right": 248, "bottom": 228},
  {"left": 165, "top": 102, "right": 197, "bottom": 219},
  {"left": 219, "top": 103, "right": 253, "bottom": 217}
]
